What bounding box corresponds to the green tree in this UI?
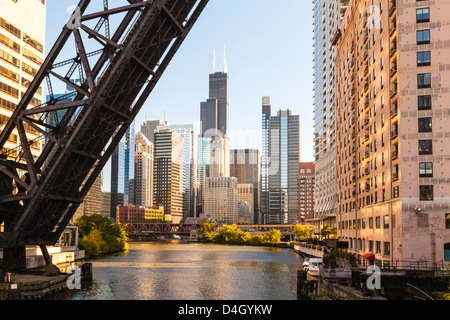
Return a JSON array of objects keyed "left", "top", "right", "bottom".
[
  {"left": 74, "top": 214, "right": 128, "bottom": 257},
  {"left": 79, "top": 228, "right": 108, "bottom": 256},
  {"left": 320, "top": 225, "right": 337, "bottom": 239},
  {"left": 75, "top": 214, "right": 112, "bottom": 238},
  {"left": 200, "top": 220, "right": 217, "bottom": 233},
  {"left": 293, "top": 224, "right": 313, "bottom": 241},
  {"left": 262, "top": 229, "right": 282, "bottom": 245},
  {"left": 249, "top": 234, "right": 264, "bottom": 246}
]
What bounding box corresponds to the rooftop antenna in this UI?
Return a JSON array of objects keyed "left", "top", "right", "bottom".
[
  {"left": 223, "top": 44, "right": 228, "bottom": 73},
  {"left": 212, "top": 48, "right": 216, "bottom": 73}
]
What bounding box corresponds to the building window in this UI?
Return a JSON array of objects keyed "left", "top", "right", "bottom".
[
  {"left": 383, "top": 215, "right": 390, "bottom": 229},
  {"left": 376, "top": 216, "right": 381, "bottom": 229},
  {"left": 445, "top": 213, "right": 450, "bottom": 229},
  {"left": 384, "top": 242, "right": 391, "bottom": 257},
  {"left": 418, "top": 117, "right": 432, "bottom": 132},
  {"left": 369, "top": 217, "right": 374, "bottom": 229},
  {"left": 417, "top": 73, "right": 431, "bottom": 88},
  {"left": 417, "top": 51, "right": 431, "bottom": 66},
  {"left": 416, "top": 8, "right": 430, "bottom": 23},
  {"left": 419, "top": 140, "right": 432, "bottom": 155},
  {"left": 445, "top": 243, "right": 450, "bottom": 261},
  {"left": 420, "top": 185, "right": 433, "bottom": 201},
  {"left": 376, "top": 241, "right": 381, "bottom": 254},
  {"left": 417, "top": 30, "right": 430, "bottom": 45},
  {"left": 418, "top": 95, "right": 432, "bottom": 110},
  {"left": 392, "top": 163, "right": 399, "bottom": 180},
  {"left": 419, "top": 162, "right": 433, "bottom": 178}
]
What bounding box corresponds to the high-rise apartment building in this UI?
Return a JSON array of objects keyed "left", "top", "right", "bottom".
[
  {"left": 134, "top": 131, "right": 154, "bottom": 208},
  {"left": 312, "top": 0, "right": 349, "bottom": 230},
  {"left": 298, "top": 162, "right": 315, "bottom": 222},
  {"left": 0, "top": 0, "right": 46, "bottom": 157},
  {"left": 157, "top": 124, "right": 198, "bottom": 220},
  {"left": 204, "top": 176, "right": 238, "bottom": 224},
  {"left": 230, "top": 149, "right": 261, "bottom": 224},
  {"left": 334, "top": 0, "right": 450, "bottom": 266},
  {"left": 153, "top": 129, "right": 184, "bottom": 223},
  {"left": 110, "top": 123, "right": 135, "bottom": 221},
  {"left": 261, "top": 98, "right": 301, "bottom": 224}
]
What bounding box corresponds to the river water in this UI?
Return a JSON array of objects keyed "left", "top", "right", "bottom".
[{"left": 57, "top": 241, "right": 304, "bottom": 300}]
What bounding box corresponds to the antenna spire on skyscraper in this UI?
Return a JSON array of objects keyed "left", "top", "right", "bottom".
[
  {"left": 223, "top": 44, "right": 228, "bottom": 73},
  {"left": 212, "top": 48, "right": 216, "bottom": 73}
]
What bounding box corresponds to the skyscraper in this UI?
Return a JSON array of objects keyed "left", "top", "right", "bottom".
[
  {"left": 312, "top": 0, "right": 349, "bottom": 230},
  {"left": 200, "top": 49, "right": 229, "bottom": 136},
  {"left": 134, "top": 131, "right": 154, "bottom": 208},
  {"left": 110, "top": 123, "right": 135, "bottom": 221},
  {"left": 153, "top": 129, "right": 184, "bottom": 223},
  {"left": 209, "top": 132, "right": 230, "bottom": 178},
  {"left": 196, "top": 135, "right": 211, "bottom": 215},
  {"left": 141, "top": 119, "right": 168, "bottom": 143},
  {"left": 0, "top": 0, "right": 46, "bottom": 158},
  {"left": 157, "top": 123, "right": 198, "bottom": 220},
  {"left": 261, "top": 99, "right": 300, "bottom": 224},
  {"left": 237, "top": 183, "right": 254, "bottom": 224},
  {"left": 209, "top": 71, "right": 229, "bottom": 135},
  {"left": 230, "top": 149, "right": 261, "bottom": 224},
  {"left": 200, "top": 98, "right": 218, "bottom": 137}
]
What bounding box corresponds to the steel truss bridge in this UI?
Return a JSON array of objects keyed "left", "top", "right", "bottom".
[
  {"left": 127, "top": 223, "right": 297, "bottom": 237},
  {"left": 128, "top": 223, "right": 199, "bottom": 236},
  {"left": 0, "top": 0, "right": 209, "bottom": 268}
]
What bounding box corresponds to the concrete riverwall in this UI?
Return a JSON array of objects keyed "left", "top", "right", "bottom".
[{"left": 293, "top": 242, "right": 324, "bottom": 258}]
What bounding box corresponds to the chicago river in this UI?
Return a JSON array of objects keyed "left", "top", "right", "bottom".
[{"left": 55, "top": 241, "right": 304, "bottom": 300}]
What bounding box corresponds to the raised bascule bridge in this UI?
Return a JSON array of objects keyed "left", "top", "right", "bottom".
[{"left": 0, "top": 0, "right": 208, "bottom": 272}]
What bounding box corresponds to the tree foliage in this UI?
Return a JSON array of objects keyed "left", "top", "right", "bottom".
[
  {"left": 293, "top": 224, "right": 313, "bottom": 240},
  {"left": 320, "top": 225, "right": 337, "bottom": 239},
  {"left": 200, "top": 223, "right": 282, "bottom": 247},
  {"left": 75, "top": 214, "right": 128, "bottom": 257}
]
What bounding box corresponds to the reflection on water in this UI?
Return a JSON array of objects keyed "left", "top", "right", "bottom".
[{"left": 56, "top": 241, "right": 304, "bottom": 300}]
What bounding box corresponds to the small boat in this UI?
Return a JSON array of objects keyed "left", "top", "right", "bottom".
[
  {"left": 307, "top": 258, "right": 323, "bottom": 277},
  {"left": 302, "top": 258, "right": 310, "bottom": 271}
]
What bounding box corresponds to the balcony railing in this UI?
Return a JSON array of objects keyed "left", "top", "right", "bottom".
[
  {"left": 390, "top": 64, "right": 397, "bottom": 77},
  {"left": 389, "top": 1, "right": 397, "bottom": 16}
]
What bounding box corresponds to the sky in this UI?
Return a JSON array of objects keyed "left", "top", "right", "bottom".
[{"left": 44, "top": 0, "right": 315, "bottom": 191}]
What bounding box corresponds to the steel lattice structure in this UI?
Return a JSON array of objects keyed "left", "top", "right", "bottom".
[
  {"left": 0, "top": 0, "right": 208, "bottom": 250},
  {"left": 128, "top": 223, "right": 199, "bottom": 235}
]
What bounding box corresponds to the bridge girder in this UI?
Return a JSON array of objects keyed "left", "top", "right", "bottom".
[{"left": 0, "top": 0, "right": 209, "bottom": 248}]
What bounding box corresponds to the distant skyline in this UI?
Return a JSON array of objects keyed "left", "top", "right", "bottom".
[
  {"left": 44, "top": 1, "right": 314, "bottom": 161},
  {"left": 43, "top": 1, "right": 314, "bottom": 192}
]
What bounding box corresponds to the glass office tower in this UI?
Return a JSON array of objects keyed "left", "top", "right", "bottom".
[
  {"left": 110, "top": 122, "right": 135, "bottom": 221},
  {"left": 261, "top": 97, "right": 300, "bottom": 224}
]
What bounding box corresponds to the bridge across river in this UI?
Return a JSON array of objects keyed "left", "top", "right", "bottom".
[{"left": 127, "top": 223, "right": 296, "bottom": 238}]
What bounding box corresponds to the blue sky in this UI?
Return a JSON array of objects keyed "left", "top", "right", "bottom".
[{"left": 45, "top": 0, "right": 314, "bottom": 163}]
